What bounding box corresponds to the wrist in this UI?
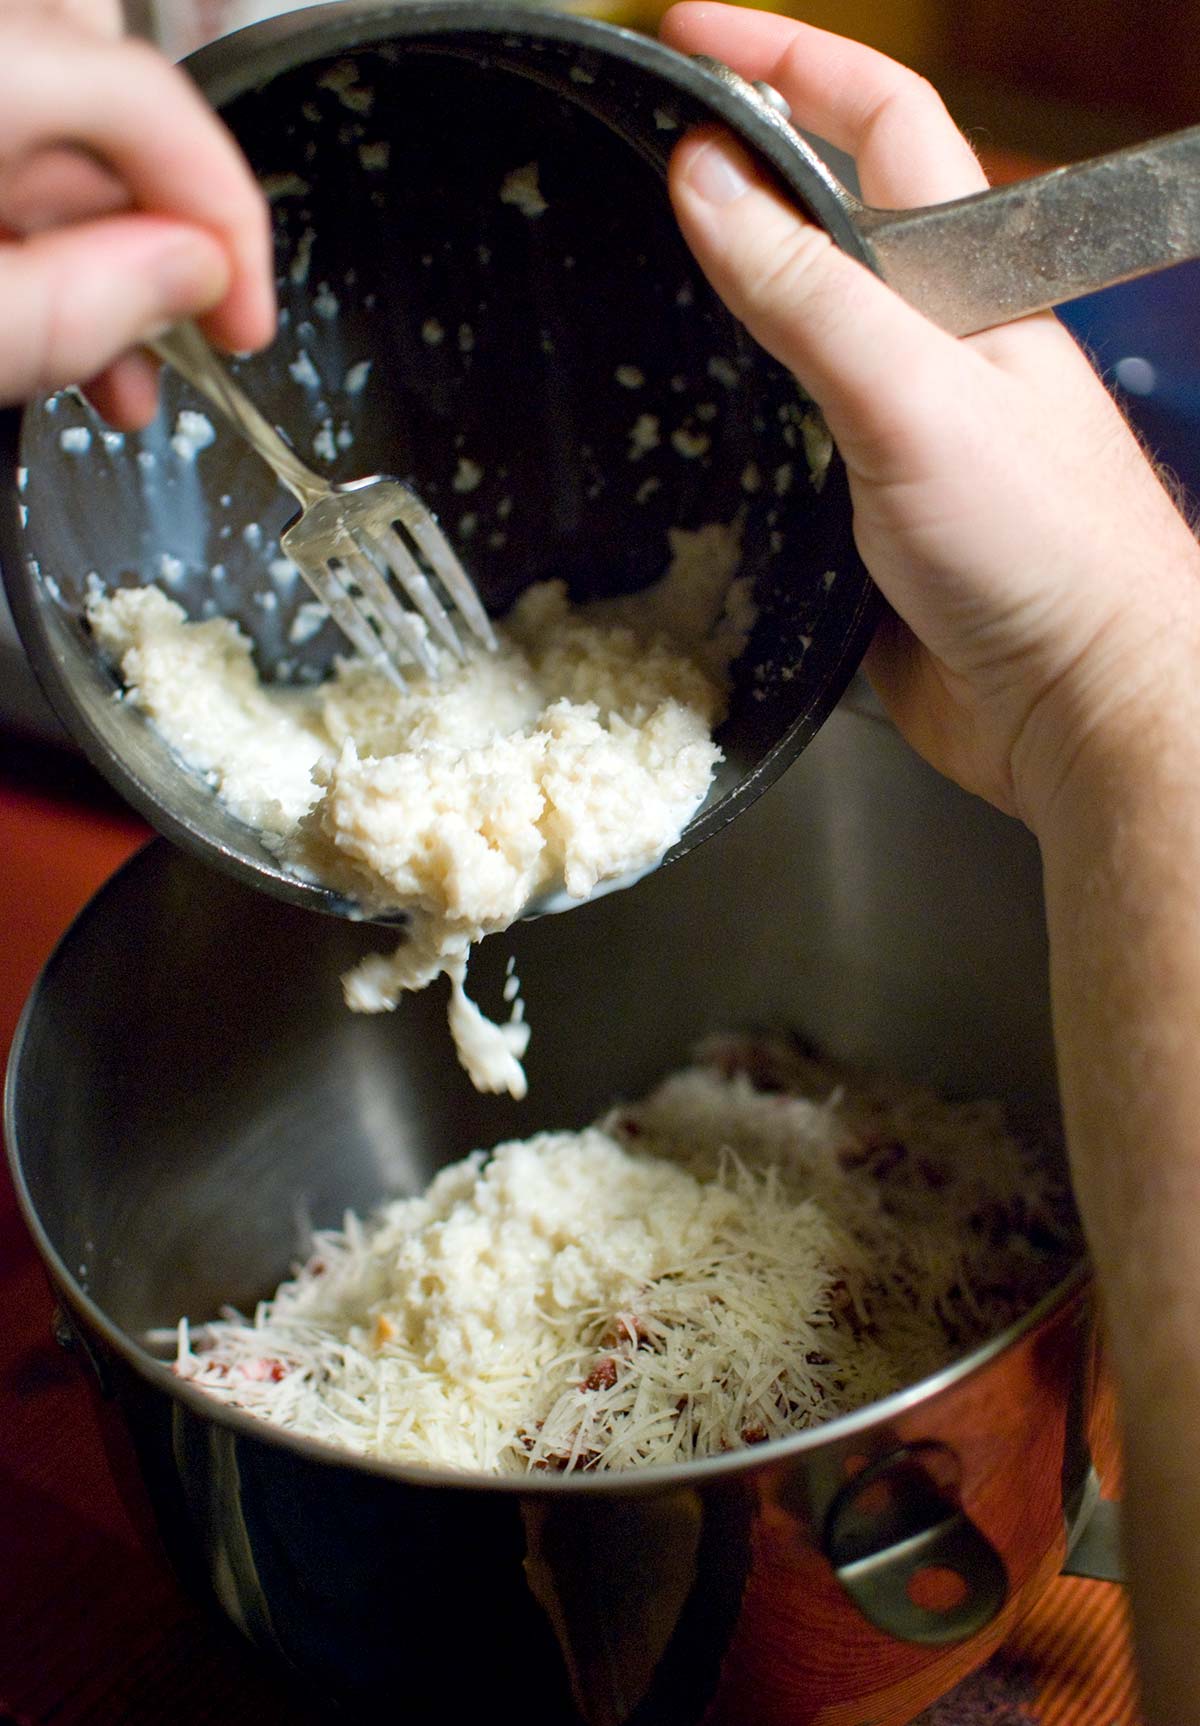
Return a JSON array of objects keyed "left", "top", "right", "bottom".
[{"left": 1011, "top": 539, "right": 1200, "bottom": 843}]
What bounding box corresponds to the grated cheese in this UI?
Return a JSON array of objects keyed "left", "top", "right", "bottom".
[{"left": 174, "top": 1038, "right": 1079, "bottom": 1476}]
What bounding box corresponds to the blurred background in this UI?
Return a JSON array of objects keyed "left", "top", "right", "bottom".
[
  {"left": 4, "top": 0, "right": 1197, "bottom": 740},
  {"left": 136, "top": 0, "right": 1199, "bottom": 151}
]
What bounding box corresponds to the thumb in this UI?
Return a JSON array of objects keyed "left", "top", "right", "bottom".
[
  {"left": 0, "top": 213, "right": 230, "bottom": 406},
  {"left": 668, "top": 128, "right": 965, "bottom": 467}
]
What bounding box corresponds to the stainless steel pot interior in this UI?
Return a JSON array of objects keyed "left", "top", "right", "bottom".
[
  {"left": 0, "top": 3, "right": 879, "bottom": 920},
  {"left": 6, "top": 706, "right": 1100, "bottom": 1726}
]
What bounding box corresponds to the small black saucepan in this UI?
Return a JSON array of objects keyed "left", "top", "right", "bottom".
[{"left": 1, "top": 2, "right": 1196, "bottom": 918}]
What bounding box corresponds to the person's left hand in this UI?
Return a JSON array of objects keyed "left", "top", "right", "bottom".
[{"left": 0, "top": 1, "right": 276, "bottom": 426}]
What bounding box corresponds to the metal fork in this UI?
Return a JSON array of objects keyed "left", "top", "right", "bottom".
[{"left": 148, "top": 322, "right": 496, "bottom": 683}]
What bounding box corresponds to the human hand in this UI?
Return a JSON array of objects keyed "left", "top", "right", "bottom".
[
  {"left": 1, "top": 0, "right": 121, "bottom": 34},
  {"left": 662, "top": 3, "right": 1200, "bottom": 835},
  {"left": 0, "top": 3, "right": 275, "bottom": 427}
]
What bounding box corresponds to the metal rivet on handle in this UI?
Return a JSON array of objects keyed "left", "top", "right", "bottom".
[{"left": 752, "top": 80, "right": 792, "bottom": 120}]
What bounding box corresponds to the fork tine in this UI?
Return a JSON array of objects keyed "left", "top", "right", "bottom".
[
  {"left": 147, "top": 325, "right": 497, "bottom": 683},
  {"left": 391, "top": 489, "right": 498, "bottom": 651},
  {"left": 334, "top": 539, "right": 442, "bottom": 678},
  {"left": 373, "top": 525, "right": 466, "bottom": 662},
  {"left": 296, "top": 554, "right": 407, "bottom": 689}
]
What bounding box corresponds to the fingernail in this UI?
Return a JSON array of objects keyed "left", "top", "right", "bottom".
[{"left": 686, "top": 138, "right": 752, "bottom": 206}]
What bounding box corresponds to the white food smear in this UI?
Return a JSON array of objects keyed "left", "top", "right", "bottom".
[
  {"left": 290, "top": 227, "right": 316, "bottom": 287},
  {"left": 289, "top": 350, "right": 321, "bottom": 390},
  {"left": 175, "top": 1041, "right": 1078, "bottom": 1476},
  {"left": 289, "top": 600, "right": 330, "bottom": 646},
  {"left": 802, "top": 407, "right": 834, "bottom": 490},
  {"left": 312, "top": 420, "right": 337, "bottom": 463},
  {"left": 170, "top": 411, "right": 217, "bottom": 461},
  {"left": 628, "top": 414, "right": 660, "bottom": 460},
  {"left": 452, "top": 456, "right": 483, "bottom": 493},
  {"left": 261, "top": 172, "right": 310, "bottom": 202},
  {"left": 671, "top": 427, "right": 711, "bottom": 461},
  {"left": 343, "top": 360, "right": 372, "bottom": 396},
  {"left": 87, "top": 526, "right": 751, "bottom": 1100},
  {"left": 317, "top": 59, "right": 374, "bottom": 115},
  {"left": 499, "top": 161, "right": 548, "bottom": 218}
]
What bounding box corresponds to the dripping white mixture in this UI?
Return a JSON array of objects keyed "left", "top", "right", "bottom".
[{"left": 88, "top": 523, "right": 752, "bottom": 1097}]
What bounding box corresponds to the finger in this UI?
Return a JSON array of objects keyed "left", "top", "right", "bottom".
[
  {"left": 662, "top": 8, "right": 1095, "bottom": 386},
  {"left": 61, "top": 0, "right": 123, "bottom": 33},
  {"left": 661, "top": 2, "right": 987, "bottom": 207},
  {"left": 0, "top": 18, "right": 275, "bottom": 351},
  {"left": 61, "top": 0, "right": 122, "bottom": 34},
  {"left": 0, "top": 214, "right": 229, "bottom": 406},
  {"left": 668, "top": 128, "right": 973, "bottom": 470},
  {"left": 0, "top": 145, "right": 129, "bottom": 232},
  {"left": 0, "top": 0, "right": 124, "bottom": 36},
  {"left": 83, "top": 350, "right": 162, "bottom": 429}
]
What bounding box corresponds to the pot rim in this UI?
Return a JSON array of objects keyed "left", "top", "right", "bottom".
[
  {"left": 185, "top": 0, "right": 871, "bottom": 265},
  {"left": 6, "top": 837, "right": 1091, "bottom": 1500}
]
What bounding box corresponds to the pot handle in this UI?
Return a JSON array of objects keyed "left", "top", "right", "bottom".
[
  {"left": 823, "top": 1442, "right": 1008, "bottom": 1645},
  {"left": 856, "top": 131, "right": 1200, "bottom": 336},
  {"left": 703, "top": 60, "right": 1200, "bottom": 337}
]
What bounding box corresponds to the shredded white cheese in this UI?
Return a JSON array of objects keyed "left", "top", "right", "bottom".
[{"left": 174, "top": 1038, "right": 1078, "bottom": 1476}]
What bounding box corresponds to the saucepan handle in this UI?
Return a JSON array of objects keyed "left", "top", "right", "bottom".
[
  {"left": 703, "top": 60, "right": 1200, "bottom": 337},
  {"left": 856, "top": 129, "right": 1200, "bottom": 336}
]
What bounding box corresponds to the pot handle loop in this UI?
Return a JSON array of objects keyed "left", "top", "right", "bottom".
[{"left": 824, "top": 1442, "right": 1008, "bottom": 1645}]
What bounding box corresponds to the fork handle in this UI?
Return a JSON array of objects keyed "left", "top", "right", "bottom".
[{"left": 148, "top": 322, "right": 328, "bottom": 507}]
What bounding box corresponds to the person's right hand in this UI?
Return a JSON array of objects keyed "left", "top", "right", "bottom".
[
  {"left": 662, "top": 3, "right": 1200, "bottom": 838},
  {"left": 0, "top": 4, "right": 275, "bottom": 427}
]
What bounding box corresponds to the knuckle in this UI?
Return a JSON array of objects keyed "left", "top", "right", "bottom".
[
  {"left": 867, "top": 68, "right": 950, "bottom": 135},
  {"left": 744, "top": 217, "right": 834, "bottom": 317},
  {"left": 906, "top": 70, "right": 949, "bottom": 115}
]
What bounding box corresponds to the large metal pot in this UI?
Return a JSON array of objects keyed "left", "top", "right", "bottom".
[{"left": 7, "top": 705, "right": 1112, "bottom": 1725}]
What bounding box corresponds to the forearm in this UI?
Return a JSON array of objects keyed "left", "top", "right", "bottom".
[
  {"left": 661, "top": 3, "right": 1200, "bottom": 1710},
  {"left": 1037, "top": 662, "right": 1200, "bottom": 1725}
]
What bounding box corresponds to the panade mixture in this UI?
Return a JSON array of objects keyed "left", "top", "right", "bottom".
[
  {"left": 174, "top": 1036, "right": 1079, "bottom": 1476},
  {"left": 88, "top": 523, "right": 751, "bottom": 1096}
]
